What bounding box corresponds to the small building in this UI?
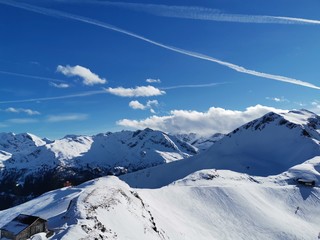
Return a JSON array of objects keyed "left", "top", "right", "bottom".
[
  {"left": 0, "top": 214, "right": 48, "bottom": 240},
  {"left": 297, "top": 178, "right": 316, "bottom": 187},
  {"left": 63, "top": 180, "right": 72, "bottom": 187}
]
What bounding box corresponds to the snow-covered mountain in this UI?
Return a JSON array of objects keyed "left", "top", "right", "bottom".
[
  {"left": 175, "top": 132, "right": 225, "bottom": 152},
  {"left": 0, "top": 128, "right": 198, "bottom": 210},
  {"left": 0, "top": 110, "right": 320, "bottom": 239},
  {"left": 121, "top": 109, "right": 320, "bottom": 188}
]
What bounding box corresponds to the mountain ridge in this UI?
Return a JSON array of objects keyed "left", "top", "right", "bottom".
[
  {"left": 0, "top": 128, "right": 210, "bottom": 210},
  {"left": 121, "top": 109, "right": 320, "bottom": 188}
]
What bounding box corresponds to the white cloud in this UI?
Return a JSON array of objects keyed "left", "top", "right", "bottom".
[
  {"left": 129, "top": 100, "right": 146, "bottom": 110},
  {"left": 117, "top": 105, "right": 287, "bottom": 136},
  {"left": 46, "top": 114, "right": 88, "bottom": 122},
  {"left": 8, "top": 118, "right": 38, "bottom": 124},
  {"left": 146, "top": 100, "right": 159, "bottom": 107},
  {"left": 5, "top": 107, "right": 40, "bottom": 115},
  {"left": 146, "top": 78, "right": 161, "bottom": 83},
  {"left": 150, "top": 109, "right": 156, "bottom": 114},
  {"left": 3, "top": 1, "right": 319, "bottom": 90},
  {"left": 295, "top": 102, "right": 306, "bottom": 107},
  {"left": 266, "top": 96, "right": 289, "bottom": 103},
  {"left": 105, "top": 86, "right": 165, "bottom": 97},
  {"left": 310, "top": 101, "right": 320, "bottom": 114},
  {"left": 129, "top": 99, "right": 159, "bottom": 112},
  {"left": 57, "top": 65, "right": 106, "bottom": 86},
  {"left": 50, "top": 82, "right": 70, "bottom": 88}
]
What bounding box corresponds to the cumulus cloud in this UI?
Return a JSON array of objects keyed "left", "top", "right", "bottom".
[
  {"left": 146, "top": 78, "right": 161, "bottom": 83},
  {"left": 50, "top": 82, "right": 70, "bottom": 88},
  {"left": 117, "top": 105, "right": 287, "bottom": 136},
  {"left": 5, "top": 107, "right": 40, "bottom": 115},
  {"left": 46, "top": 113, "right": 88, "bottom": 122},
  {"left": 129, "top": 100, "right": 146, "bottom": 110},
  {"left": 57, "top": 65, "right": 106, "bottom": 85},
  {"left": 146, "top": 100, "right": 159, "bottom": 107},
  {"left": 105, "top": 86, "right": 165, "bottom": 97},
  {"left": 129, "top": 100, "right": 159, "bottom": 112}
]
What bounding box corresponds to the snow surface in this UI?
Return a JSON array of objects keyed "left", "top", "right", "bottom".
[
  {"left": 0, "top": 110, "right": 319, "bottom": 239},
  {"left": 0, "top": 169, "right": 319, "bottom": 240}
]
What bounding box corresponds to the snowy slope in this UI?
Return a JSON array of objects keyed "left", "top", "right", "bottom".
[
  {"left": 121, "top": 110, "right": 320, "bottom": 188},
  {"left": 0, "top": 170, "right": 319, "bottom": 240}
]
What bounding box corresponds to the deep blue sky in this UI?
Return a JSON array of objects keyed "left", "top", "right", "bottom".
[{"left": 1, "top": 0, "right": 320, "bottom": 139}]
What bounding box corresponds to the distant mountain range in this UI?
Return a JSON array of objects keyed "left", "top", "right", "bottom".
[
  {"left": 0, "top": 109, "right": 319, "bottom": 239},
  {"left": 0, "top": 128, "right": 219, "bottom": 210}
]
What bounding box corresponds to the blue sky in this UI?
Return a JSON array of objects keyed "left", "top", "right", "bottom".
[{"left": 1, "top": 0, "right": 320, "bottom": 139}]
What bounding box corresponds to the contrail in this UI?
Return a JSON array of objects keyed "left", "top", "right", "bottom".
[
  {"left": 0, "top": 83, "right": 223, "bottom": 104},
  {"left": 0, "top": 70, "right": 65, "bottom": 82},
  {"left": 1, "top": 0, "right": 319, "bottom": 90},
  {"left": 161, "top": 82, "right": 224, "bottom": 90},
  {"left": 0, "top": 90, "right": 107, "bottom": 104},
  {"left": 78, "top": 1, "right": 320, "bottom": 25}
]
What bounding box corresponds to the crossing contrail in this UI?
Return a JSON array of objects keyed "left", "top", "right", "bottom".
[{"left": 1, "top": 0, "right": 319, "bottom": 90}]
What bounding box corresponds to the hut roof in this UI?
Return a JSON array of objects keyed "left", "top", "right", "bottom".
[{"left": 0, "top": 214, "right": 44, "bottom": 235}]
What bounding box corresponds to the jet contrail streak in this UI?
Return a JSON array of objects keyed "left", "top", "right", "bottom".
[
  {"left": 161, "top": 83, "right": 224, "bottom": 90},
  {"left": 0, "top": 83, "right": 223, "bottom": 104},
  {"left": 0, "top": 90, "right": 107, "bottom": 104},
  {"left": 0, "top": 70, "right": 65, "bottom": 82},
  {"left": 79, "top": 1, "right": 320, "bottom": 25},
  {"left": 0, "top": 0, "right": 319, "bottom": 90}
]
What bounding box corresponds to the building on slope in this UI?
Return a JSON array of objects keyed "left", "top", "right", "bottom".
[
  {"left": 0, "top": 214, "right": 48, "bottom": 240},
  {"left": 297, "top": 178, "right": 316, "bottom": 187}
]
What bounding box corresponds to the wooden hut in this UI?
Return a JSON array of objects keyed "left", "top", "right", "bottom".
[
  {"left": 0, "top": 214, "right": 47, "bottom": 240},
  {"left": 297, "top": 178, "right": 316, "bottom": 187}
]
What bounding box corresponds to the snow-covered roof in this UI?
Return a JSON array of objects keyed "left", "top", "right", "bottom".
[{"left": 0, "top": 214, "right": 44, "bottom": 235}]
